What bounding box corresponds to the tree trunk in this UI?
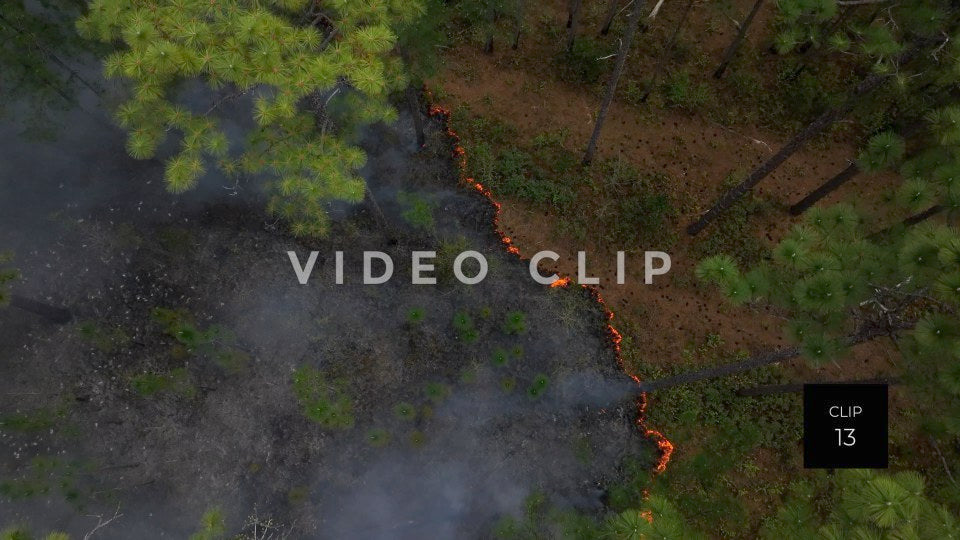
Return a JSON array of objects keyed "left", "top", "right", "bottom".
[
  {"left": 512, "top": 0, "right": 525, "bottom": 49},
  {"left": 10, "top": 295, "right": 72, "bottom": 324},
  {"left": 599, "top": 0, "right": 619, "bottom": 35},
  {"left": 636, "top": 325, "right": 891, "bottom": 392},
  {"left": 713, "top": 0, "right": 764, "bottom": 79},
  {"left": 406, "top": 85, "right": 425, "bottom": 148},
  {"left": 484, "top": 6, "right": 496, "bottom": 54},
  {"left": 789, "top": 161, "right": 860, "bottom": 215},
  {"left": 686, "top": 69, "right": 892, "bottom": 236},
  {"left": 582, "top": 0, "right": 646, "bottom": 165},
  {"left": 869, "top": 205, "right": 946, "bottom": 239},
  {"left": 736, "top": 377, "right": 900, "bottom": 397},
  {"left": 903, "top": 204, "right": 944, "bottom": 226},
  {"left": 641, "top": 0, "right": 695, "bottom": 103},
  {"left": 567, "top": 0, "right": 582, "bottom": 52}
]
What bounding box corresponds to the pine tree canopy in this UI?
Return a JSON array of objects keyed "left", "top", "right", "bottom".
[
  {"left": 760, "top": 470, "right": 959, "bottom": 538},
  {"left": 1, "top": 1, "right": 103, "bottom": 131},
  {"left": 78, "top": 0, "right": 425, "bottom": 237},
  {"left": 698, "top": 203, "right": 960, "bottom": 433}
]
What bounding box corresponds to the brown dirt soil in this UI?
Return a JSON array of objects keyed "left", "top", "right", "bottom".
[{"left": 432, "top": 40, "right": 899, "bottom": 370}]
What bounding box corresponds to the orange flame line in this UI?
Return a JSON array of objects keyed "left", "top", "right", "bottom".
[{"left": 424, "top": 88, "right": 673, "bottom": 483}]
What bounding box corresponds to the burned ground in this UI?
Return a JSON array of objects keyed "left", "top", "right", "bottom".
[{"left": 0, "top": 103, "right": 656, "bottom": 537}]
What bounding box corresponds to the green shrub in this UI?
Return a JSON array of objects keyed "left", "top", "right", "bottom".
[
  {"left": 393, "top": 402, "right": 417, "bottom": 421},
  {"left": 527, "top": 374, "right": 549, "bottom": 398},
  {"left": 407, "top": 306, "right": 426, "bottom": 324},
  {"left": 397, "top": 191, "right": 435, "bottom": 230},
  {"left": 0, "top": 407, "right": 65, "bottom": 433},
  {"left": 502, "top": 311, "right": 527, "bottom": 335},
  {"left": 491, "top": 348, "right": 509, "bottom": 367},
  {"left": 189, "top": 507, "right": 226, "bottom": 540},
  {"left": 366, "top": 428, "right": 391, "bottom": 448},
  {"left": 292, "top": 366, "right": 354, "bottom": 429},
  {"left": 555, "top": 37, "right": 611, "bottom": 84},
  {"left": 663, "top": 70, "right": 713, "bottom": 111},
  {"left": 424, "top": 382, "right": 451, "bottom": 403},
  {"left": 409, "top": 430, "right": 427, "bottom": 447},
  {"left": 77, "top": 321, "right": 130, "bottom": 353},
  {"left": 131, "top": 367, "right": 193, "bottom": 397},
  {"left": 452, "top": 310, "right": 479, "bottom": 343}
]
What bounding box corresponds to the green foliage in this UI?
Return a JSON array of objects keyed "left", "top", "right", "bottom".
[
  {"left": 0, "top": 1, "right": 103, "bottom": 132},
  {"left": 152, "top": 308, "right": 217, "bottom": 351},
  {"left": 395, "top": 0, "right": 449, "bottom": 84},
  {"left": 77, "top": 321, "right": 131, "bottom": 353},
  {"left": 79, "top": 0, "right": 425, "bottom": 237},
  {"left": 603, "top": 496, "right": 700, "bottom": 539},
  {"left": 502, "top": 311, "right": 527, "bottom": 335},
  {"left": 366, "top": 428, "right": 391, "bottom": 447},
  {"left": 1, "top": 527, "right": 70, "bottom": 540},
  {"left": 663, "top": 70, "right": 713, "bottom": 112},
  {"left": 759, "top": 470, "right": 959, "bottom": 538},
  {"left": 491, "top": 348, "right": 509, "bottom": 367},
  {"left": 291, "top": 366, "right": 354, "bottom": 429},
  {"left": 0, "top": 406, "right": 66, "bottom": 433},
  {"left": 699, "top": 203, "right": 960, "bottom": 435},
  {"left": 151, "top": 307, "right": 246, "bottom": 371},
  {"left": 452, "top": 310, "right": 479, "bottom": 343},
  {"left": 408, "top": 429, "right": 426, "bottom": 447},
  {"left": 526, "top": 374, "right": 548, "bottom": 399},
  {"left": 131, "top": 367, "right": 194, "bottom": 397},
  {"left": 858, "top": 131, "right": 906, "bottom": 173},
  {"left": 690, "top": 175, "right": 770, "bottom": 266},
  {"left": 393, "top": 401, "right": 416, "bottom": 421},
  {"left": 407, "top": 306, "right": 426, "bottom": 324},
  {"left": 500, "top": 377, "right": 516, "bottom": 393},
  {"left": 424, "top": 381, "right": 450, "bottom": 403},
  {"left": 0, "top": 457, "right": 84, "bottom": 504},
  {"left": 398, "top": 191, "right": 435, "bottom": 230},
  {"left": 556, "top": 37, "right": 611, "bottom": 84},
  {"left": 189, "top": 507, "right": 226, "bottom": 540}
]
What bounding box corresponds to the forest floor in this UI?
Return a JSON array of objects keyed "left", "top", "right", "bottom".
[{"left": 428, "top": 0, "right": 947, "bottom": 534}]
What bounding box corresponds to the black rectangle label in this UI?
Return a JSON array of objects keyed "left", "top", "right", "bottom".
[{"left": 803, "top": 383, "right": 888, "bottom": 469}]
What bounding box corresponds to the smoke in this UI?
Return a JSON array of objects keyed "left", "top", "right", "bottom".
[{"left": 0, "top": 60, "right": 655, "bottom": 539}]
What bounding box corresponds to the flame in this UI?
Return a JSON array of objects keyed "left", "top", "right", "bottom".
[{"left": 424, "top": 86, "right": 673, "bottom": 483}]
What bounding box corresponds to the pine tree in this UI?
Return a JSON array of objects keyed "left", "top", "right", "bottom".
[
  {"left": 0, "top": 1, "right": 105, "bottom": 130},
  {"left": 78, "top": 0, "right": 424, "bottom": 238},
  {"left": 396, "top": 0, "right": 447, "bottom": 147},
  {"left": 697, "top": 203, "right": 960, "bottom": 435},
  {"left": 760, "top": 470, "right": 959, "bottom": 538},
  {"left": 688, "top": 2, "right": 959, "bottom": 235},
  {"left": 602, "top": 495, "right": 704, "bottom": 539}
]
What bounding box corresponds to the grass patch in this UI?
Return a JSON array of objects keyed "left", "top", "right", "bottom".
[
  {"left": 76, "top": 321, "right": 130, "bottom": 353},
  {"left": 130, "top": 367, "right": 194, "bottom": 398},
  {"left": 292, "top": 366, "right": 354, "bottom": 429}
]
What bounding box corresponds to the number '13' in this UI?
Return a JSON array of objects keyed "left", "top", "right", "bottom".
[{"left": 835, "top": 428, "right": 856, "bottom": 447}]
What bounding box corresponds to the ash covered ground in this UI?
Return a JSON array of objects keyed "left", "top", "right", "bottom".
[{"left": 0, "top": 91, "right": 657, "bottom": 537}]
